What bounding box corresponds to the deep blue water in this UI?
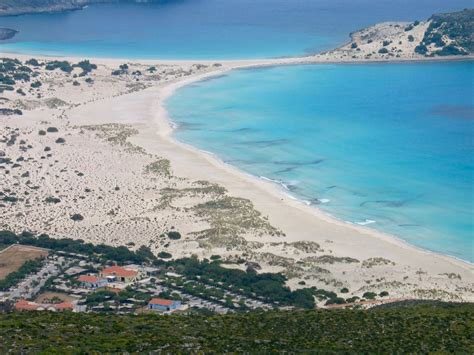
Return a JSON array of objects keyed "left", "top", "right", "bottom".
[
  {"left": 0, "top": 0, "right": 472, "bottom": 59},
  {"left": 167, "top": 62, "right": 474, "bottom": 262}
]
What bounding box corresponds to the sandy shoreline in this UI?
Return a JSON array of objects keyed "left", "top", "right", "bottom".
[
  {"left": 3, "top": 50, "right": 473, "bottom": 68},
  {"left": 135, "top": 67, "right": 473, "bottom": 270},
  {"left": 1, "top": 20, "right": 473, "bottom": 302}
]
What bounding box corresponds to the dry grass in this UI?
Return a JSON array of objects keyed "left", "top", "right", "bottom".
[
  {"left": 0, "top": 245, "right": 49, "bottom": 280},
  {"left": 35, "top": 292, "right": 78, "bottom": 304}
]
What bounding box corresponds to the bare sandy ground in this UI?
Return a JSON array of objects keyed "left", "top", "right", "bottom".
[{"left": 1, "top": 21, "right": 473, "bottom": 303}]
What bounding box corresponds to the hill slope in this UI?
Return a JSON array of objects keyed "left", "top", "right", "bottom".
[
  {"left": 0, "top": 302, "right": 472, "bottom": 352},
  {"left": 0, "top": 0, "right": 166, "bottom": 16}
]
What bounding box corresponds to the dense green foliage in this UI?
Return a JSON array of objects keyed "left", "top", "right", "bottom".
[
  {"left": 421, "top": 9, "right": 473, "bottom": 55},
  {"left": 169, "top": 257, "right": 316, "bottom": 309},
  {"left": 84, "top": 288, "right": 151, "bottom": 308},
  {"left": 167, "top": 231, "right": 181, "bottom": 240},
  {"left": 0, "top": 302, "right": 472, "bottom": 352},
  {"left": 0, "top": 257, "right": 44, "bottom": 291},
  {"left": 0, "top": 230, "right": 153, "bottom": 264}
]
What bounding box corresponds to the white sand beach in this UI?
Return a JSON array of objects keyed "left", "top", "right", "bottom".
[{"left": 1, "top": 20, "right": 473, "bottom": 303}]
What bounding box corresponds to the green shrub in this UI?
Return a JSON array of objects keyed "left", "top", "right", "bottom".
[
  {"left": 45, "top": 61, "right": 73, "bottom": 73},
  {"left": 436, "top": 44, "right": 466, "bottom": 56},
  {"left": 167, "top": 231, "right": 182, "bottom": 240},
  {"left": 362, "top": 292, "right": 377, "bottom": 300},
  {"left": 70, "top": 214, "right": 84, "bottom": 222},
  {"left": 26, "top": 58, "right": 41, "bottom": 66},
  {"left": 45, "top": 196, "right": 61, "bottom": 204},
  {"left": 414, "top": 44, "right": 428, "bottom": 55},
  {"left": 158, "top": 251, "right": 172, "bottom": 259}
]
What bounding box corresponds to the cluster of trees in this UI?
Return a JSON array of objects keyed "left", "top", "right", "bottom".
[
  {"left": 162, "top": 277, "right": 239, "bottom": 309},
  {"left": 417, "top": 9, "right": 472, "bottom": 56},
  {"left": 44, "top": 60, "right": 98, "bottom": 76},
  {"left": 0, "top": 58, "right": 34, "bottom": 89},
  {"left": 0, "top": 302, "right": 472, "bottom": 352},
  {"left": 0, "top": 231, "right": 155, "bottom": 264},
  {"left": 167, "top": 257, "right": 316, "bottom": 309},
  {"left": 83, "top": 288, "right": 151, "bottom": 309},
  {"left": 0, "top": 257, "right": 44, "bottom": 291},
  {"left": 112, "top": 63, "right": 129, "bottom": 76}
]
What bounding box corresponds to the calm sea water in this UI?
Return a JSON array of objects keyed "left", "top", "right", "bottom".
[
  {"left": 0, "top": 0, "right": 472, "bottom": 59},
  {"left": 167, "top": 62, "right": 474, "bottom": 262}
]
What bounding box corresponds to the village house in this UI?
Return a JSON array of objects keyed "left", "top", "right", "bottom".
[
  {"left": 14, "top": 299, "right": 74, "bottom": 312},
  {"left": 148, "top": 298, "right": 181, "bottom": 312},
  {"left": 77, "top": 275, "right": 108, "bottom": 289},
  {"left": 99, "top": 265, "right": 142, "bottom": 283}
]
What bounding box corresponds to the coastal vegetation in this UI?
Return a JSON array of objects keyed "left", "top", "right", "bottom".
[
  {"left": 0, "top": 258, "right": 44, "bottom": 291},
  {"left": 420, "top": 9, "right": 473, "bottom": 56},
  {"left": 0, "top": 231, "right": 394, "bottom": 309},
  {"left": 0, "top": 302, "right": 472, "bottom": 352}
]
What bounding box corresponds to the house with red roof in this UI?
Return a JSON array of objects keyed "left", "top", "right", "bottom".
[
  {"left": 14, "top": 299, "right": 39, "bottom": 311},
  {"left": 77, "top": 274, "right": 108, "bottom": 289},
  {"left": 99, "top": 265, "right": 142, "bottom": 283},
  {"left": 148, "top": 298, "right": 181, "bottom": 312},
  {"left": 14, "top": 299, "right": 73, "bottom": 312}
]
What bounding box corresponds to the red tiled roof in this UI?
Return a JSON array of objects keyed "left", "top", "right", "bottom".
[
  {"left": 77, "top": 275, "right": 101, "bottom": 283},
  {"left": 149, "top": 298, "right": 174, "bottom": 306},
  {"left": 15, "top": 300, "right": 39, "bottom": 311},
  {"left": 14, "top": 299, "right": 73, "bottom": 311},
  {"left": 101, "top": 265, "right": 137, "bottom": 278}
]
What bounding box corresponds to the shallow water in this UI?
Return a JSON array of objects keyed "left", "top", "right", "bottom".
[
  {"left": 167, "top": 62, "right": 474, "bottom": 262},
  {"left": 0, "top": 0, "right": 472, "bottom": 59}
]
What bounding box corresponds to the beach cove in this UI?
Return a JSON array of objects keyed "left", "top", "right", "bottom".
[
  {"left": 1, "top": 50, "right": 473, "bottom": 302},
  {"left": 1, "top": 5, "right": 473, "bottom": 302}
]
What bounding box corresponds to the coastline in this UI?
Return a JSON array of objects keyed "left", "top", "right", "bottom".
[
  {"left": 2, "top": 49, "right": 474, "bottom": 67},
  {"left": 138, "top": 66, "right": 473, "bottom": 271},
  {"left": 1, "top": 21, "right": 473, "bottom": 301}
]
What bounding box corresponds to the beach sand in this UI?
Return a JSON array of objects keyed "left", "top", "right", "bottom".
[{"left": 1, "top": 21, "right": 473, "bottom": 303}]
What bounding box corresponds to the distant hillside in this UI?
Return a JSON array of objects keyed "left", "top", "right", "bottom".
[
  {"left": 0, "top": 302, "right": 472, "bottom": 352},
  {"left": 417, "top": 8, "right": 474, "bottom": 56},
  {"left": 0, "top": 0, "right": 169, "bottom": 16}
]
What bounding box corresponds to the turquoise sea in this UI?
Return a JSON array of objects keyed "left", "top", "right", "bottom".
[
  {"left": 167, "top": 62, "right": 474, "bottom": 262},
  {"left": 0, "top": 0, "right": 472, "bottom": 59}
]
